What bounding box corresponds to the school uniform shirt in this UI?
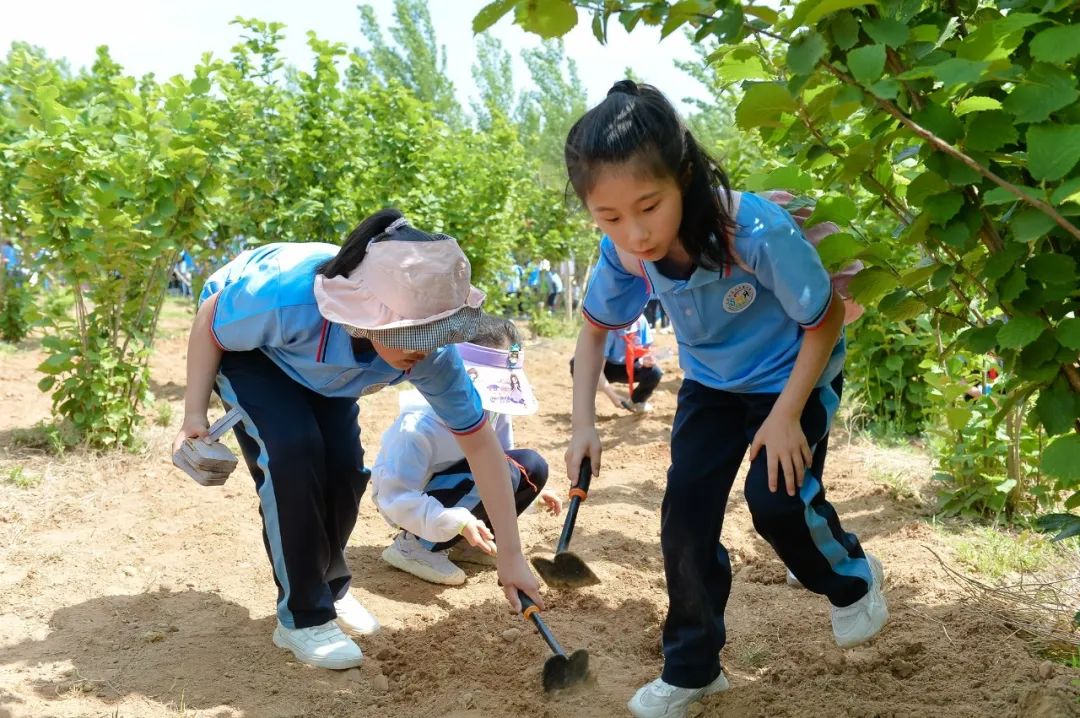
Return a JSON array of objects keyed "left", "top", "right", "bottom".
[
  {"left": 582, "top": 192, "right": 844, "bottom": 394},
  {"left": 371, "top": 404, "right": 514, "bottom": 542},
  {"left": 604, "top": 315, "right": 652, "bottom": 365},
  {"left": 199, "top": 242, "right": 486, "bottom": 434}
]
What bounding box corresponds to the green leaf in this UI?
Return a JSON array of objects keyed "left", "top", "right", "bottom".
[
  {"left": 996, "top": 315, "right": 1045, "bottom": 349},
  {"left": 714, "top": 56, "right": 771, "bottom": 83},
  {"left": 1025, "top": 254, "right": 1077, "bottom": 285},
  {"left": 913, "top": 103, "right": 963, "bottom": 144},
  {"left": 1055, "top": 317, "right": 1080, "bottom": 351},
  {"left": 931, "top": 58, "right": 988, "bottom": 87},
  {"left": 829, "top": 12, "right": 859, "bottom": 50},
  {"left": 982, "top": 245, "right": 1025, "bottom": 281},
  {"left": 759, "top": 165, "right": 814, "bottom": 191},
  {"left": 905, "top": 171, "right": 949, "bottom": 206},
  {"left": 849, "top": 266, "right": 899, "bottom": 304},
  {"left": 953, "top": 96, "right": 1001, "bottom": 117},
  {"left": 787, "top": 32, "right": 827, "bottom": 75},
  {"left": 1010, "top": 209, "right": 1056, "bottom": 243},
  {"left": 816, "top": 232, "right": 864, "bottom": 269},
  {"left": 999, "top": 268, "right": 1028, "bottom": 303},
  {"left": 924, "top": 191, "right": 963, "bottom": 223},
  {"left": 517, "top": 0, "right": 577, "bottom": 38},
  {"left": 982, "top": 185, "right": 1039, "bottom": 206},
  {"left": 474, "top": 0, "right": 517, "bottom": 33},
  {"left": 795, "top": 0, "right": 878, "bottom": 27},
  {"left": 745, "top": 5, "right": 779, "bottom": 24},
  {"left": 190, "top": 77, "right": 211, "bottom": 94},
  {"left": 1002, "top": 63, "right": 1079, "bottom": 124},
  {"left": 965, "top": 111, "right": 1018, "bottom": 151},
  {"left": 735, "top": 82, "right": 796, "bottom": 129},
  {"left": 847, "top": 44, "right": 886, "bottom": 85},
  {"left": 995, "top": 478, "right": 1017, "bottom": 494},
  {"left": 806, "top": 194, "right": 858, "bottom": 226},
  {"left": 1036, "top": 389, "right": 1078, "bottom": 437},
  {"left": 37, "top": 376, "right": 55, "bottom": 392},
  {"left": 1050, "top": 177, "right": 1080, "bottom": 206},
  {"left": 1042, "top": 434, "right": 1080, "bottom": 486},
  {"left": 960, "top": 325, "right": 999, "bottom": 353},
  {"left": 899, "top": 263, "right": 939, "bottom": 289},
  {"left": 945, "top": 406, "right": 973, "bottom": 432},
  {"left": 863, "top": 18, "right": 908, "bottom": 48},
  {"left": 1029, "top": 24, "right": 1080, "bottom": 65},
  {"left": 878, "top": 292, "right": 926, "bottom": 321},
  {"left": 1026, "top": 124, "right": 1080, "bottom": 182}
]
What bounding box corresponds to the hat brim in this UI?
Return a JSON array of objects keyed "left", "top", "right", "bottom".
[
  {"left": 346, "top": 306, "right": 484, "bottom": 353},
  {"left": 462, "top": 360, "right": 538, "bottom": 416}
]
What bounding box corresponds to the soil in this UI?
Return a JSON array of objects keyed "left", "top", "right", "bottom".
[{"left": 0, "top": 311, "right": 1076, "bottom": 718}]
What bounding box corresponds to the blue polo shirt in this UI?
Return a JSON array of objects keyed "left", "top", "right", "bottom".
[
  {"left": 200, "top": 243, "right": 486, "bottom": 434},
  {"left": 582, "top": 192, "right": 844, "bottom": 393},
  {"left": 604, "top": 315, "right": 652, "bottom": 365}
]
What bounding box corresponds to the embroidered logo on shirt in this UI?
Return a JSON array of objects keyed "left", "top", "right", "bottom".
[
  {"left": 360, "top": 382, "right": 389, "bottom": 396},
  {"left": 723, "top": 282, "right": 756, "bottom": 313}
]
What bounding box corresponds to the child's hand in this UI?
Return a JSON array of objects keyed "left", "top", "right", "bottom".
[
  {"left": 749, "top": 412, "right": 813, "bottom": 497},
  {"left": 172, "top": 415, "right": 210, "bottom": 455},
  {"left": 537, "top": 489, "right": 563, "bottom": 516},
  {"left": 565, "top": 427, "right": 602, "bottom": 484},
  {"left": 497, "top": 550, "right": 543, "bottom": 612},
  {"left": 460, "top": 518, "right": 497, "bottom": 555}
]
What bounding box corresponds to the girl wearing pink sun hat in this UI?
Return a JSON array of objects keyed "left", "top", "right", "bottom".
[{"left": 172, "top": 209, "right": 543, "bottom": 671}]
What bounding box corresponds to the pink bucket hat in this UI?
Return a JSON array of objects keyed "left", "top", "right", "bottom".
[
  {"left": 457, "top": 342, "right": 538, "bottom": 416},
  {"left": 313, "top": 217, "right": 486, "bottom": 351}
]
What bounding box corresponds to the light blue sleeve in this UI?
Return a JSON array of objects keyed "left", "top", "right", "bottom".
[
  {"left": 208, "top": 276, "right": 284, "bottom": 351},
  {"left": 407, "top": 345, "right": 486, "bottom": 435},
  {"left": 743, "top": 200, "right": 834, "bottom": 328},
  {"left": 581, "top": 236, "right": 650, "bottom": 330},
  {"left": 638, "top": 316, "right": 653, "bottom": 347},
  {"left": 603, "top": 330, "right": 625, "bottom": 364}
]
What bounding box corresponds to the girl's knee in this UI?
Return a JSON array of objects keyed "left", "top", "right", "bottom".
[{"left": 512, "top": 449, "right": 548, "bottom": 489}]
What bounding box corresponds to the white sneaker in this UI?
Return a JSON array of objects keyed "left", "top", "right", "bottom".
[
  {"left": 382, "top": 531, "right": 466, "bottom": 585},
  {"left": 630, "top": 401, "right": 653, "bottom": 414},
  {"left": 786, "top": 568, "right": 803, "bottom": 588},
  {"left": 334, "top": 592, "right": 380, "bottom": 636},
  {"left": 272, "top": 620, "right": 363, "bottom": 670},
  {"left": 628, "top": 672, "right": 729, "bottom": 718},
  {"left": 832, "top": 554, "right": 887, "bottom": 648},
  {"left": 448, "top": 542, "right": 497, "bottom": 567}
]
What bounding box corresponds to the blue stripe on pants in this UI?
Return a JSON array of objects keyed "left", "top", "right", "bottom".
[
  {"left": 660, "top": 373, "right": 868, "bottom": 689},
  {"left": 417, "top": 449, "right": 548, "bottom": 552},
  {"left": 217, "top": 374, "right": 296, "bottom": 627}
]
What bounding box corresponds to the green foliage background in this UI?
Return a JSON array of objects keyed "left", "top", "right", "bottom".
[
  {"left": 477, "top": 0, "right": 1080, "bottom": 532},
  {"left": 2, "top": 0, "right": 1078, "bottom": 534}
]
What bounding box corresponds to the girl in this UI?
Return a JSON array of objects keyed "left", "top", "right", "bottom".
[
  {"left": 371, "top": 315, "right": 562, "bottom": 586},
  {"left": 563, "top": 81, "right": 887, "bottom": 718},
  {"left": 173, "top": 210, "right": 542, "bottom": 671}
]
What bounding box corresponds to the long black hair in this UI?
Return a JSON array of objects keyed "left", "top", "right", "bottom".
[
  {"left": 318, "top": 208, "right": 403, "bottom": 278},
  {"left": 564, "top": 80, "right": 735, "bottom": 270},
  {"left": 320, "top": 208, "right": 404, "bottom": 357}
]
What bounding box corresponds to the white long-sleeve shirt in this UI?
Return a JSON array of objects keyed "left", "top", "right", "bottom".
[{"left": 370, "top": 392, "right": 514, "bottom": 543}]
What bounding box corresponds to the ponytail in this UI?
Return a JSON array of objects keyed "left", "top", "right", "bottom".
[{"left": 318, "top": 208, "right": 404, "bottom": 278}]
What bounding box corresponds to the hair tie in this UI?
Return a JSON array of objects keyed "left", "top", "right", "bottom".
[
  {"left": 608, "top": 79, "right": 640, "bottom": 97},
  {"left": 384, "top": 216, "right": 410, "bottom": 234}
]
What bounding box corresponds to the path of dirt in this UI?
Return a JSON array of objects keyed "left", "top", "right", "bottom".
[{"left": 0, "top": 310, "right": 1076, "bottom": 717}]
